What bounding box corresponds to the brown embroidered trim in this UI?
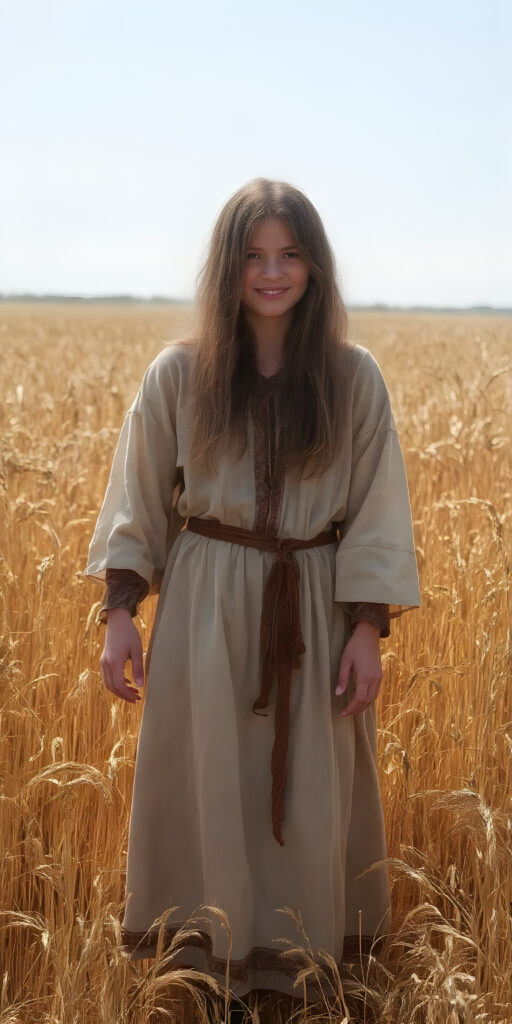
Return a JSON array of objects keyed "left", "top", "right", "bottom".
[
  {"left": 120, "top": 923, "right": 383, "bottom": 977},
  {"left": 98, "top": 568, "right": 149, "bottom": 624},
  {"left": 347, "top": 602, "right": 390, "bottom": 639},
  {"left": 252, "top": 377, "right": 286, "bottom": 536}
]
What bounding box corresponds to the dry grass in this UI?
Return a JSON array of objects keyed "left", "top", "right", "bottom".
[{"left": 1, "top": 304, "right": 511, "bottom": 1023}]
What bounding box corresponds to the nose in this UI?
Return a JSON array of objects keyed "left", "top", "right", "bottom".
[{"left": 262, "top": 256, "right": 281, "bottom": 280}]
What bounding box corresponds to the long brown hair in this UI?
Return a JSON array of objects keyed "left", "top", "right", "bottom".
[{"left": 188, "top": 178, "right": 354, "bottom": 478}]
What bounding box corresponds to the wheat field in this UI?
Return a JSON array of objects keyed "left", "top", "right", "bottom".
[{"left": 1, "top": 304, "right": 511, "bottom": 1024}]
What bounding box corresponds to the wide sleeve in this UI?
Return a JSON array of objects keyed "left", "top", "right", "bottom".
[
  {"left": 82, "top": 349, "right": 186, "bottom": 593},
  {"left": 335, "top": 349, "right": 421, "bottom": 619}
]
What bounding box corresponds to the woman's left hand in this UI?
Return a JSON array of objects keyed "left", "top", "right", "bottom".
[{"left": 335, "top": 621, "right": 383, "bottom": 716}]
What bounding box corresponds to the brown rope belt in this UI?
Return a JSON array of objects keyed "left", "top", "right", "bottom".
[{"left": 186, "top": 515, "right": 338, "bottom": 847}]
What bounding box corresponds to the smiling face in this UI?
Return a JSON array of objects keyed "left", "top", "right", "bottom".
[{"left": 240, "top": 217, "right": 310, "bottom": 328}]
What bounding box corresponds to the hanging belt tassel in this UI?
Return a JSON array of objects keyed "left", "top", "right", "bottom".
[{"left": 186, "top": 516, "right": 337, "bottom": 845}]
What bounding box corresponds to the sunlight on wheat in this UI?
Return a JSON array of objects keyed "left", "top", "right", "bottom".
[{"left": 1, "top": 304, "right": 511, "bottom": 1023}]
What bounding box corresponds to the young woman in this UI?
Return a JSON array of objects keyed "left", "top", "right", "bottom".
[{"left": 85, "top": 179, "right": 420, "bottom": 1007}]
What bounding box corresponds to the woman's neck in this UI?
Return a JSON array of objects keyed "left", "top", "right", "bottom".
[{"left": 247, "top": 311, "right": 292, "bottom": 376}]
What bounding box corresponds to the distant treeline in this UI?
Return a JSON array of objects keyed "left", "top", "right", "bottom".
[
  {"left": 0, "top": 294, "right": 511, "bottom": 316},
  {"left": 0, "top": 293, "right": 184, "bottom": 305}
]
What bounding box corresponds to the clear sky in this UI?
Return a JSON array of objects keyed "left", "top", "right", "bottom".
[{"left": 1, "top": 0, "right": 510, "bottom": 306}]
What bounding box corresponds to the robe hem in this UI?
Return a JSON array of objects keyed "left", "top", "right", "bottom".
[{"left": 119, "top": 924, "right": 385, "bottom": 979}]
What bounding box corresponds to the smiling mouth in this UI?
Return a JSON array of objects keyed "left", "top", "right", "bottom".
[{"left": 256, "top": 288, "right": 289, "bottom": 297}]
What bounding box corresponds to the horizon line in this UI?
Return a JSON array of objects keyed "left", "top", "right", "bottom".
[{"left": 1, "top": 293, "right": 511, "bottom": 315}]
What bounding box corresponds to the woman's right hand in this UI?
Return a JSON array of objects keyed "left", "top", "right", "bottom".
[{"left": 100, "top": 608, "right": 145, "bottom": 703}]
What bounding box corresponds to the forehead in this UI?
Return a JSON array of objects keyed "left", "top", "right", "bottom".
[{"left": 247, "top": 217, "right": 297, "bottom": 249}]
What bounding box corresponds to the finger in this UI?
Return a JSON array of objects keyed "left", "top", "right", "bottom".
[
  {"left": 368, "top": 674, "right": 383, "bottom": 702},
  {"left": 117, "top": 677, "right": 142, "bottom": 703},
  {"left": 110, "top": 660, "right": 142, "bottom": 703},
  {"left": 123, "top": 681, "right": 142, "bottom": 703},
  {"left": 343, "top": 674, "right": 382, "bottom": 716},
  {"left": 341, "top": 679, "right": 371, "bottom": 717},
  {"left": 335, "top": 655, "right": 352, "bottom": 695},
  {"left": 100, "top": 656, "right": 115, "bottom": 695},
  {"left": 130, "top": 640, "right": 145, "bottom": 688},
  {"left": 101, "top": 651, "right": 139, "bottom": 703}
]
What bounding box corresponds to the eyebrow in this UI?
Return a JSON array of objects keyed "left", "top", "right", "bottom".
[{"left": 247, "top": 245, "right": 301, "bottom": 251}]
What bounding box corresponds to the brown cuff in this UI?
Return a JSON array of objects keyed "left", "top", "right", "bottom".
[
  {"left": 98, "top": 568, "right": 150, "bottom": 625},
  {"left": 347, "top": 602, "right": 390, "bottom": 639}
]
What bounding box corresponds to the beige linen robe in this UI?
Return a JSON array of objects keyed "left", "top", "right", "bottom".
[{"left": 84, "top": 341, "right": 420, "bottom": 1001}]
